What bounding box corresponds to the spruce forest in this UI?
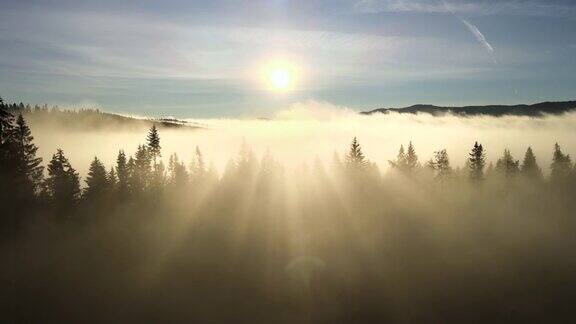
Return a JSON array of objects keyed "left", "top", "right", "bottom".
[{"left": 2, "top": 99, "right": 576, "bottom": 322}]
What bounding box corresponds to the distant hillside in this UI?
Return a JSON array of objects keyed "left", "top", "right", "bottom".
[
  {"left": 2, "top": 102, "right": 200, "bottom": 131},
  {"left": 361, "top": 101, "right": 576, "bottom": 117}
]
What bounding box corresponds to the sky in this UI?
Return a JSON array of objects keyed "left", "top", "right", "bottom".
[{"left": 0, "top": 0, "right": 575, "bottom": 118}]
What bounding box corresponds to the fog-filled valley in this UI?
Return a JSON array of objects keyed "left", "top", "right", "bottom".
[{"left": 3, "top": 101, "right": 576, "bottom": 322}]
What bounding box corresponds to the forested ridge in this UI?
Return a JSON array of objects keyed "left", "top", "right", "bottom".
[
  {"left": 1, "top": 101, "right": 192, "bottom": 131},
  {"left": 2, "top": 97, "right": 576, "bottom": 322}
]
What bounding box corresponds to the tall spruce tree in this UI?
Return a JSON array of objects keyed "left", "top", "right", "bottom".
[
  {"left": 116, "top": 150, "right": 129, "bottom": 196},
  {"left": 189, "top": 146, "right": 206, "bottom": 182},
  {"left": 0, "top": 97, "right": 16, "bottom": 182},
  {"left": 389, "top": 145, "right": 407, "bottom": 172},
  {"left": 168, "top": 153, "right": 188, "bottom": 187},
  {"left": 146, "top": 125, "right": 161, "bottom": 161},
  {"left": 431, "top": 149, "right": 451, "bottom": 180},
  {"left": 468, "top": 142, "right": 486, "bottom": 182},
  {"left": 550, "top": 143, "right": 572, "bottom": 182},
  {"left": 13, "top": 114, "right": 43, "bottom": 197},
  {"left": 131, "top": 144, "right": 151, "bottom": 194},
  {"left": 345, "top": 137, "right": 368, "bottom": 169},
  {"left": 84, "top": 157, "right": 108, "bottom": 199},
  {"left": 495, "top": 149, "right": 520, "bottom": 178},
  {"left": 520, "top": 147, "right": 542, "bottom": 179},
  {"left": 44, "top": 149, "right": 80, "bottom": 207},
  {"left": 405, "top": 141, "right": 418, "bottom": 171}
]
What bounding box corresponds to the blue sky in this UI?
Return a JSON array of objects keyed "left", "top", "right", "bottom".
[{"left": 1, "top": 0, "right": 575, "bottom": 117}]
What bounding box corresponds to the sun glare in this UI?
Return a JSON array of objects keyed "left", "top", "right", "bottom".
[
  {"left": 264, "top": 61, "right": 298, "bottom": 92},
  {"left": 270, "top": 68, "right": 291, "bottom": 90}
]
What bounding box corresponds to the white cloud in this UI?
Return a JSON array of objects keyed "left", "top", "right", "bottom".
[{"left": 354, "top": 0, "right": 576, "bottom": 16}]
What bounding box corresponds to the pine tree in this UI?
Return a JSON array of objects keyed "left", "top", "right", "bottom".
[
  {"left": 146, "top": 125, "right": 161, "bottom": 161},
  {"left": 520, "top": 147, "right": 542, "bottom": 179},
  {"left": 389, "top": 145, "right": 407, "bottom": 172},
  {"left": 168, "top": 153, "right": 188, "bottom": 187},
  {"left": 430, "top": 149, "right": 451, "bottom": 180},
  {"left": 405, "top": 141, "right": 419, "bottom": 171},
  {"left": 107, "top": 167, "right": 117, "bottom": 189},
  {"left": 550, "top": 143, "right": 572, "bottom": 182},
  {"left": 12, "top": 114, "right": 44, "bottom": 197},
  {"left": 84, "top": 157, "right": 108, "bottom": 199},
  {"left": 468, "top": 142, "right": 486, "bottom": 182},
  {"left": 345, "top": 137, "right": 368, "bottom": 169},
  {"left": 0, "top": 98, "right": 16, "bottom": 181},
  {"left": 495, "top": 149, "right": 519, "bottom": 178},
  {"left": 44, "top": 149, "right": 80, "bottom": 207},
  {"left": 116, "top": 150, "right": 129, "bottom": 196},
  {"left": 131, "top": 144, "right": 151, "bottom": 194},
  {"left": 189, "top": 146, "right": 206, "bottom": 182}
]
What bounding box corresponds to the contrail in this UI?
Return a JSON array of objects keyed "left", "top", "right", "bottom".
[{"left": 459, "top": 18, "right": 494, "bottom": 53}]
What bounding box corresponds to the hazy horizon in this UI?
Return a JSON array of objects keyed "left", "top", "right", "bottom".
[{"left": 2, "top": 0, "right": 576, "bottom": 117}]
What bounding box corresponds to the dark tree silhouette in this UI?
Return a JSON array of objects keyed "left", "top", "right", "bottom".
[
  {"left": 130, "top": 144, "right": 151, "bottom": 195},
  {"left": 345, "top": 137, "right": 368, "bottom": 169},
  {"left": 495, "top": 149, "right": 520, "bottom": 178},
  {"left": 468, "top": 142, "right": 486, "bottom": 182},
  {"left": 84, "top": 157, "right": 108, "bottom": 200},
  {"left": 429, "top": 149, "right": 451, "bottom": 180},
  {"left": 44, "top": 149, "right": 80, "bottom": 208},
  {"left": 168, "top": 153, "right": 188, "bottom": 187},
  {"left": 521, "top": 147, "right": 542, "bottom": 179},
  {"left": 13, "top": 114, "right": 44, "bottom": 198},
  {"left": 107, "top": 167, "right": 117, "bottom": 190},
  {"left": 116, "top": 150, "right": 129, "bottom": 197},
  {"left": 146, "top": 125, "right": 161, "bottom": 160},
  {"left": 550, "top": 143, "right": 572, "bottom": 183}
]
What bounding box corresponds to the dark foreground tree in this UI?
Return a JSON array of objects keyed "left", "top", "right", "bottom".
[
  {"left": 496, "top": 149, "right": 519, "bottom": 178},
  {"left": 84, "top": 157, "right": 108, "bottom": 200},
  {"left": 146, "top": 125, "right": 161, "bottom": 161},
  {"left": 44, "top": 149, "right": 80, "bottom": 209},
  {"left": 550, "top": 143, "right": 572, "bottom": 183},
  {"left": 468, "top": 142, "right": 486, "bottom": 182},
  {"left": 13, "top": 114, "right": 43, "bottom": 199},
  {"left": 521, "top": 147, "right": 542, "bottom": 179}
]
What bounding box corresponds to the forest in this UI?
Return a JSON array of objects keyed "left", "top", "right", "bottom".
[{"left": 2, "top": 97, "right": 576, "bottom": 323}]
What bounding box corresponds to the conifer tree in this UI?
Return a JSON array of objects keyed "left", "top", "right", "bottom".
[
  {"left": 495, "top": 149, "right": 520, "bottom": 178},
  {"left": 131, "top": 144, "right": 151, "bottom": 194},
  {"left": 430, "top": 149, "right": 451, "bottom": 180},
  {"left": 107, "top": 167, "right": 117, "bottom": 189},
  {"left": 0, "top": 98, "right": 16, "bottom": 180},
  {"left": 189, "top": 146, "right": 206, "bottom": 182},
  {"left": 44, "top": 149, "right": 80, "bottom": 207},
  {"left": 12, "top": 114, "right": 43, "bottom": 197},
  {"left": 550, "top": 143, "right": 572, "bottom": 182},
  {"left": 468, "top": 142, "right": 486, "bottom": 182},
  {"left": 116, "top": 150, "right": 129, "bottom": 196},
  {"left": 389, "top": 145, "right": 407, "bottom": 171},
  {"left": 168, "top": 153, "right": 188, "bottom": 187},
  {"left": 520, "top": 147, "right": 542, "bottom": 178},
  {"left": 345, "top": 137, "right": 368, "bottom": 169},
  {"left": 405, "top": 141, "right": 419, "bottom": 171},
  {"left": 146, "top": 125, "right": 161, "bottom": 161},
  {"left": 84, "top": 157, "right": 108, "bottom": 199}
]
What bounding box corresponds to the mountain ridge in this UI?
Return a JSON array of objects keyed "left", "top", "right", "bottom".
[{"left": 360, "top": 100, "right": 576, "bottom": 117}]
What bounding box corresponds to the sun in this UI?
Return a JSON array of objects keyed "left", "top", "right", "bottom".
[
  {"left": 263, "top": 61, "right": 298, "bottom": 92},
  {"left": 270, "top": 68, "right": 292, "bottom": 90}
]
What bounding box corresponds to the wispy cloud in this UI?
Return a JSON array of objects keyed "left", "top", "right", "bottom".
[
  {"left": 460, "top": 18, "right": 494, "bottom": 53},
  {"left": 354, "top": 0, "right": 576, "bottom": 17}
]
